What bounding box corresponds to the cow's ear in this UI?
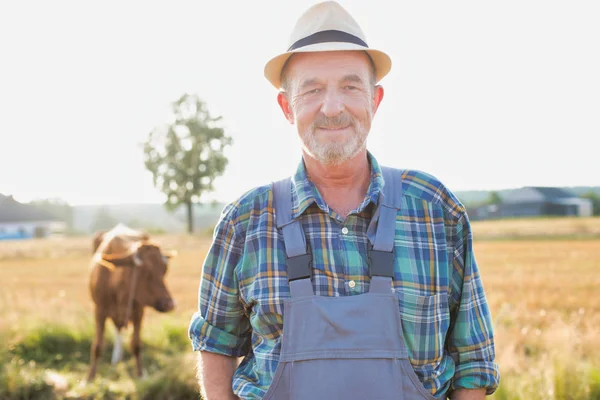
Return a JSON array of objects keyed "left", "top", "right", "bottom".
[{"left": 93, "top": 232, "right": 106, "bottom": 253}]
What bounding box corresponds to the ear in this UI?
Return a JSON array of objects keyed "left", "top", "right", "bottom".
[
  {"left": 277, "top": 92, "right": 295, "bottom": 124},
  {"left": 372, "top": 85, "right": 384, "bottom": 114}
]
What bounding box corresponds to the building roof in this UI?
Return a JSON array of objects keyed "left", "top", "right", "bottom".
[
  {"left": 0, "top": 194, "right": 60, "bottom": 223},
  {"left": 530, "top": 186, "right": 578, "bottom": 200}
]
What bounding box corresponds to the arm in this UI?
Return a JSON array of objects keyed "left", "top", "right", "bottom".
[
  {"left": 447, "top": 213, "right": 500, "bottom": 396},
  {"left": 197, "top": 352, "right": 239, "bottom": 400},
  {"left": 188, "top": 209, "right": 250, "bottom": 399},
  {"left": 450, "top": 388, "right": 486, "bottom": 400}
]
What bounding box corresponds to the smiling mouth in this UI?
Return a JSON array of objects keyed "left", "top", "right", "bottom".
[{"left": 318, "top": 125, "right": 350, "bottom": 131}]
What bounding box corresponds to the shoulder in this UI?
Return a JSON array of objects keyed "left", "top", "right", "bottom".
[
  {"left": 384, "top": 166, "right": 466, "bottom": 221},
  {"left": 217, "top": 182, "right": 274, "bottom": 227}
]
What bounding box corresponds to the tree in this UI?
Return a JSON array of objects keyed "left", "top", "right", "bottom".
[
  {"left": 29, "top": 197, "right": 74, "bottom": 230},
  {"left": 581, "top": 192, "right": 600, "bottom": 216},
  {"left": 91, "top": 207, "right": 119, "bottom": 232},
  {"left": 488, "top": 191, "right": 502, "bottom": 205},
  {"left": 143, "top": 94, "right": 232, "bottom": 234}
]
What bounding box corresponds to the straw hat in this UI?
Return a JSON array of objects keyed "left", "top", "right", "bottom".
[{"left": 264, "top": 1, "right": 392, "bottom": 90}]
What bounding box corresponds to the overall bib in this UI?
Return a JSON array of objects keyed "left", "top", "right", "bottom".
[{"left": 265, "top": 167, "right": 438, "bottom": 400}]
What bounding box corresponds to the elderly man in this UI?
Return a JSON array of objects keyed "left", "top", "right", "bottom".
[{"left": 188, "top": 1, "right": 500, "bottom": 399}]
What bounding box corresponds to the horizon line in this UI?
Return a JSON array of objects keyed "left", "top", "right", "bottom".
[{"left": 3, "top": 183, "right": 598, "bottom": 207}]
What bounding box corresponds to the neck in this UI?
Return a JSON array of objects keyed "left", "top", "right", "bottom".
[
  {"left": 303, "top": 150, "right": 370, "bottom": 187},
  {"left": 302, "top": 149, "right": 371, "bottom": 218}
]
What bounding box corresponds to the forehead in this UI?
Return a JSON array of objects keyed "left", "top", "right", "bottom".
[{"left": 284, "top": 51, "right": 372, "bottom": 84}]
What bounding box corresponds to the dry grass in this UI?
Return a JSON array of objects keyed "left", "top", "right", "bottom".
[
  {"left": 477, "top": 239, "right": 600, "bottom": 399},
  {"left": 471, "top": 216, "right": 600, "bottom": 240},
  {"left": 1, "top": 218, "right": 599, "bottom": 399},
  {"left": 0, "top": 234, "right": 212, "bottom": 333}
]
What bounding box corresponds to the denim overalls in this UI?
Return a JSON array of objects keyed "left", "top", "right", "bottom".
[{"left": 264, "top": 167, "right": 438, "bottom": 400}]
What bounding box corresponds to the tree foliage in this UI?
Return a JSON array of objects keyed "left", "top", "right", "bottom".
[
  {"left": 581, "top": 192, "right": 600, "bottom": 216},
  {"left": 29, "top": 198, "right": 73, "bottom": 230},
  {"left": 488, "top": 191, "right": 503, "bottom": 205},
  {"left": 143, "top": 94, "right": 232, "bottom": 233},
  {"left": 90, "top": 207, "right": 119, "bottom": 232}
]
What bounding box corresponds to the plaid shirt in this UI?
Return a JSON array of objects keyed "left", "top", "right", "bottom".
[{"left": 188, "top": 152, "right": 499, "bottom": 399}]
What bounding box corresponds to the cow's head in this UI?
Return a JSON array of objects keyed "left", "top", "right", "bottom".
[{"left": 132, "top": 242, "right": 176, "bottom": 313}]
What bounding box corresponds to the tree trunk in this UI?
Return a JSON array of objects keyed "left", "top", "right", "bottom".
[{"left": 186, "top": 200, "right": 194, "bottom": 234}]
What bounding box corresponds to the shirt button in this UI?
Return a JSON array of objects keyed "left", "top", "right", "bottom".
[
  {"left": 341, "top": 227, "right": 349, "bottom": 235},
  {"left": 348, "top": 280, "right": 356, "bottom": 288}
]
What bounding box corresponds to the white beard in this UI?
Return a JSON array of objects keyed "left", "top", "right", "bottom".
[{"left": 301, "top": 121, "right": 368, "bottom": 166}]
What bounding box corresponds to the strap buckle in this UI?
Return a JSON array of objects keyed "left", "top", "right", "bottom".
[
  {"left": 368, "top": 247, "right": 395, "bottom": 279},
  {"left": 286, "top": 253, "right": 313, "bottom": 281}
]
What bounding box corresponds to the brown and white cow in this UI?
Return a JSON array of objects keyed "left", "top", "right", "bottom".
[{"left": 87, "top": 225, "right": 176, "bottom": 381}]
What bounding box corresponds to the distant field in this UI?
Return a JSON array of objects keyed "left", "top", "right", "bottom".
[
  {"left": 1, "top": 216, "right": 598, "bottom": 262},
  {"left": 1, "top": 217, "right": 599, "bottom": 399},
  {"left": 471, "top": 216, "right": 600, "bottom": 240}
]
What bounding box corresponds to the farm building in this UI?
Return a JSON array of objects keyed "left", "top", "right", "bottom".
[
  {"left": 468, "top": 187, "right": 593, "bottom": 220},
  {"left": 0, "top": 194, "right": 67, "bottom": 240}
]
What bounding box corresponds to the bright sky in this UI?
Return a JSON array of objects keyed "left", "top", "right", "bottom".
[{"left": 1, "top": 1, "right": 598, "bottom": 206}]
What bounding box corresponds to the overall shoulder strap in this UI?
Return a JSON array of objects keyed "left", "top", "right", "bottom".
[
  {"left": 272, "top": 178, "right": 313, "bottom": 295},
  {"left": 369, "top": 167, "right": 403, "bottom": 283},
  {"left": 372, "top": 166, "right": 403, "bottom": 253},
  {"left": 273, "top": 177, "right": 307, "bottom": 258},
  {"left": 380, "top": 166, "right": 404, "bottom": 209}
]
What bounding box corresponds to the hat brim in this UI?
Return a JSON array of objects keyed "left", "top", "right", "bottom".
[{"left": 264, "top": 42, "right": 392, "bottom": 90}]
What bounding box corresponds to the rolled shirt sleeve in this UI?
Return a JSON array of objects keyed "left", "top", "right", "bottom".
[
  {"left": 447, "top": 213, "right": 500, "bottom": 394},
  {"left": 188, "top": 206, "right": 251, "bottom": 357}
]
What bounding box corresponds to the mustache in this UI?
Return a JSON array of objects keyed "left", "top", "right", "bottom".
[{"left": 311, "top": 113, "right": 355, "bottom": 130}]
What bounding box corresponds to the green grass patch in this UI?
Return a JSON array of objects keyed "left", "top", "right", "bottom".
[
  {"left": 0, "top": 319, "right": 202, "bottom": 399},
  {"left": 490, "top": 363, "right": 600, "bottom": 400},
  {"left": 554, "top": 362, "right": 600, "bottom": 400},
  {"left": 0, "top": 363, "right": 56, "bottom": 400},
  {"left": 142, "top": 316, "right": 192, "bottom": 355},
  {"left": 8, "top": 323, "right": 94, "bottom": 370},
  {"left": 4, "top": 317, "right": 598, "bottom": 399},
  {"left": 135, "top": 354, "right": 201, "bottom": 400}
]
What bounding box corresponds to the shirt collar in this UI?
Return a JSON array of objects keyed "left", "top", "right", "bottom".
[{"left": 290, "top": 151, "right": 385, "bottom": 220}]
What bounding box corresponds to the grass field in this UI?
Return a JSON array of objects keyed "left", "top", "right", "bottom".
[{"left": 1, "top": 217, "right": 599, "bottom": 399}]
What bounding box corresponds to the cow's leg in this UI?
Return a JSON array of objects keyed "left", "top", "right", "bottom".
[
  {"left": 88, "top": 307, "right": 106, "bottom": 381},
  {"left": 131, "top": 306, "right": 145, "bottom": 378},
  {"left": 111, "top": 326, "right": 123, "bottom": 365}
]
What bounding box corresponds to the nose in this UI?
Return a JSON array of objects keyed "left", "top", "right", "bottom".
[
  {"left": 155, "top": 297, "right": 175, "bottom": 312},
  {"left": 320, "top": 89, "right": 344, "bottom": 117}
]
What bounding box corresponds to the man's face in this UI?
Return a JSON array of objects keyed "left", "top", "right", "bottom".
[{"left": 278, "top": 51, "right": 384, "bottom": 166}]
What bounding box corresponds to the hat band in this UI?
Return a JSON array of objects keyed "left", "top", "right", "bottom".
[{"left": 287, "top": 29, "right": 368, "bottom": 52}]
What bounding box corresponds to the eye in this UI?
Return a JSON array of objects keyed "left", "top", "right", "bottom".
[
  {"left": 344, "top": 85, "right": 358, "bottom": 90},
  {"left": 305, "top": 88, "right": 321, "bottom": 95}
]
